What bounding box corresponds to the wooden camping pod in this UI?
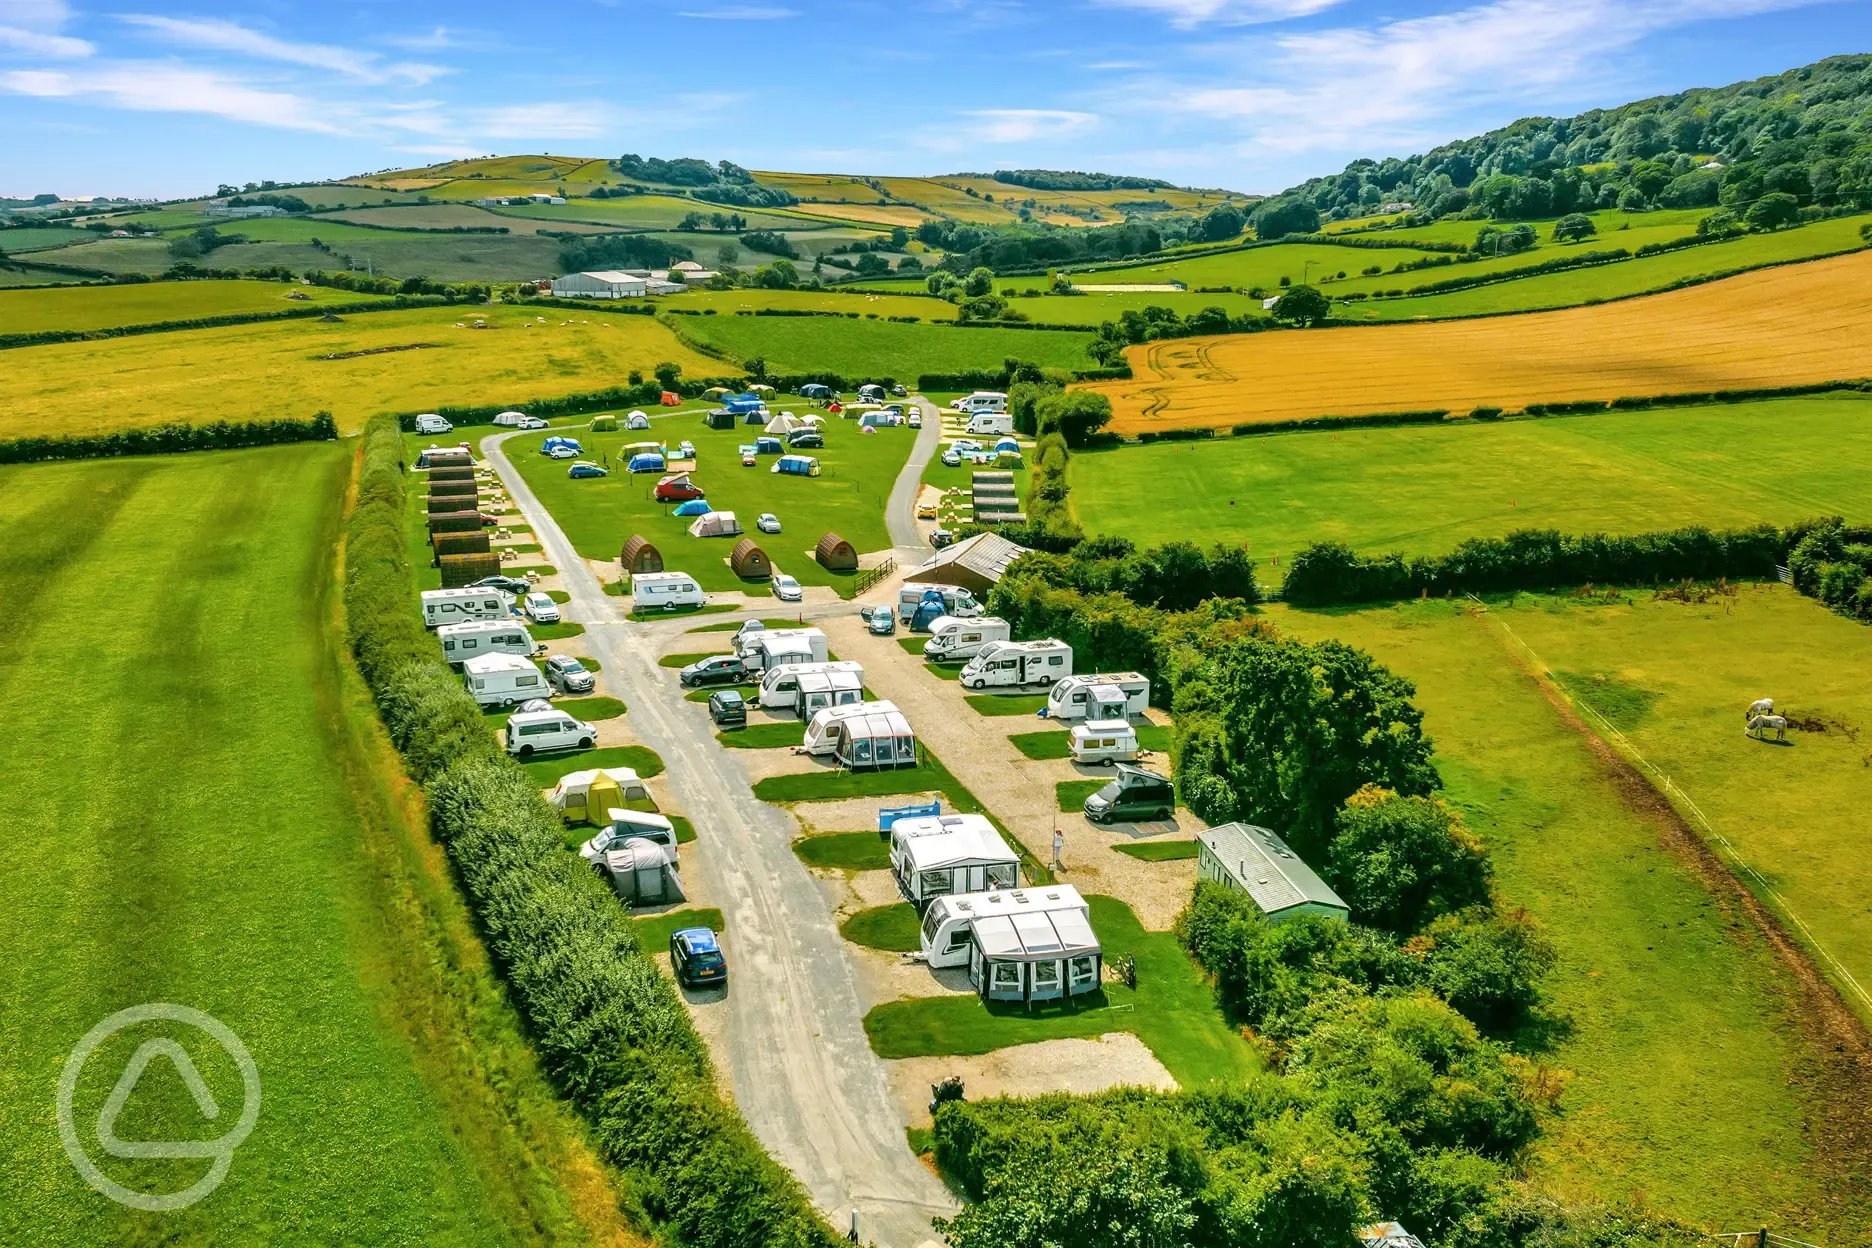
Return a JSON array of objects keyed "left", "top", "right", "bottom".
[
  {"left": 438, "top": 552, "right": 503, "bottom": 588},
  {"left": 427, "top": 510, "right": 484, "bottom": 534},
  {"left": 427, "top": 489, "right": 478, "bottom": 511},
  {"left": 814, "top": 531, "right": 858, "bottom": 572},
  {"left": 428, "top": 479, "right": 478, "bottom": 499},
  {"left": 427, "top": 465, "right": 476, "bottom": 484},
  {"left": 619, "top": 535, "right": 664, "bottom": 576},
  {"left": 432, "top": 531, "right": 491, "bottom": 558},
  {"left": 730, "top": 537, "right": 772, "bottom": 580}
]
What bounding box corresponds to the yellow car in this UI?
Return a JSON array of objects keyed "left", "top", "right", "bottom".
[{"left": 916, "top": 502, "right": 939, "bottom": 520}]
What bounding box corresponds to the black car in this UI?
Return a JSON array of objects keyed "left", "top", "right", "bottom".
[
  {"left": 679, "top": 653, "right": 746, "bottom": 687},
  {"left": 544, "top": 654, "right": 595, "bottom": 694},
  {"left": 670, "top": 927, "right": 727, "bottom": 989},
  {"left": 709, "top": 689, "right": 748, "bottom": 727},
  {"left": 786, "top": 431, "right": 824, "bottom": 449},
  {"left": 470, "top": 574, "right": 532, "bottom": 596},
  {"left": 1083, "top": 763, "right": 1176, "bottom": 824}
]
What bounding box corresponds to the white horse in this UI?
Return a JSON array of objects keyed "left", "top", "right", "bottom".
[
  {"left": 1745, "top": 697, "right": 1775, "bottom": 721},
  {"left": 1746, "top": 713, "right": 1788, "bottom": 741}
]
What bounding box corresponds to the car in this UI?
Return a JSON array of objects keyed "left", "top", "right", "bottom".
[
  {"left": 517, "top": 416, "right": 548, "bottom": 430},
  {"left": 679, "top": 653, "right": 746, "bottom": 688},
  {"left": 908, "top": 411, "right": 922, "bottom": 428},
  {"left": 708, "top": 689, "right": 748, "bottom": 727},
  {"left": 867, "top": 606, "right": 896, "bottom": 635},
  {"left": 931, "top": 528, "right": 956, "bottom": 548},
  {"left": 740, "top": 447, "right": 757, "bottom": 467},
  {"left": 916, "top": 501, "right": 938, "bottom": 520},
  {"left": 757, "top": 512, "right": 782, "bottom": 534},
  {"left": 771, "top": 573, "right": 803, "bottom": 602},
  {"left": 544, "top": 654, "right": 595, "bottom": 694},
  {"left": 1083, "top": 764, "right": 1176, "bottom": 825},
  {"left": 670, "top": 927, "right": 727, "bottom": 989},
  {"left": 951, "top": 439, "right": 983, "bottom": 453},
  {"left": 786, "top": 431, "right": 823, "bottom": 449},
  {"left": 940, "top": 449, "right": 961, "bottom": 468},
  {"left": 654, "top": 476, "right": 704, "bottom": 502},
  {"left": 548, "top": 444, "right": 579, "bottom": 460},
  {"left": 891, "top": 383, "right": 907, "bottom": 397},
  {"left": 523, "top": 592, "right": 561, "bottom": 624},
  {"left": 568, "top": 460, "right": 608, "bottom": 478},
  {"left": 677, "top": 440, "right": 696, "bottom": 460},
  {"left": 469, "top": 574, "right": 532, "bottom": 596}
]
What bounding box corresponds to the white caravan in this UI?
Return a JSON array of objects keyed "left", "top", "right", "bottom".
[
  {"left": 502, "top": 706, "right": 597, "bottom": 756},
  {"left": 737, "top": 627, "right": 829, "bottom": 671},
  {"left": 963, "top": 411, "right": 1015, "bottom": 437},
  {"left": 464, "top": 653, "right": 549, "bottom": 708},
  {"left": 802, "top": 699, "right": 901, "bottom": 756},
  {"left": 917, "top": 885, "right": 1103, "bottom": 1004},
  {"left": 889, "top": 814, "right": 1020, "bottom": 906},
  {"left": 923, "top": 615, "right": 1009, "bottom": 662},
  {"left": 1045, "top": 673, "right": 1150, "bottom": 722},
  {"left": 958, "top": 639, "right": 1072, "bottom": 690},
  {"left": 950, "top": 391, "right": 1007, "bottom": 414},
  {"left": 437, "top": 619, "right": 535, "bottom": 666},
  {"left": 631, "top": 571, "right": 705, "bottom": 611},
  {"left": 758, "top": 661, "right": 865, "bottom": 715},
  {"left": 421, "top": 586, "right": 511, "bottom": 629},
  {"left": 1070, "top": 720, "right": 1140, "bottom": 765}
]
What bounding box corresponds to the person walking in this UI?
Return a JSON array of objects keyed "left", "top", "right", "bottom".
[{"left": 1052, "top": 827, "right": 1065, "bottom": 872}]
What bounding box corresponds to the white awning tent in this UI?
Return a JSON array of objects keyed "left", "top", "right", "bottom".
[
  {"left": 938, "top": 884, "right": 1102, "bottom": 1003},
  {"left": 599, "top": 840, "right": 685, "bottom": 906},
  {"left": 832, "top": 706, "right": 916, "bottom": 771},
  {"left": 546, "top": 768, "right": 651, "bottom": 822},
  {"left": 688, "top": 509, "right": 742, "bottom": 538},
  {"left": 890, "top": 814, "right": 1020, "bottom": 904}
]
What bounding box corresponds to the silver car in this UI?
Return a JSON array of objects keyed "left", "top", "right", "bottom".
[{"left": 771, "top": 573, "right": 803, "bottom": 602}]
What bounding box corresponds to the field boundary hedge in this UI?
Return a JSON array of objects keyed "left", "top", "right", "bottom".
[
  {"left": 0, "top": 294, "right": 452, "bottom": 350},
  {"left": 0, "top": 412, "right": 337, "bottom": 464},
  {"left": 389, "top": 372, "right": 745, "bottom": 431},
  {"left": 342, "top": 415, "right": 837, "bottom": 1248}
]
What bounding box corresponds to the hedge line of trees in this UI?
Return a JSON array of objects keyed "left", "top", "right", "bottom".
[
  {"left": 344, "top": 415, "right": 837, "bottom": 1248},
  {"left": 1788, "top": 519, "right": 1872, "bottom": 623},
  {"left": 0, "top": 297, "right": 443, "bottom": 350},
  {"left": 392, "top": 368, "right": 743, "bottom": 430},
  {"left": 0, "top": 412, "right": 337, "bottom": 464}
]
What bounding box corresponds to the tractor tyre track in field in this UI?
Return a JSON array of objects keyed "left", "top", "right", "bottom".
[{"left": 1476, "top": 610, "right": 1872, "bottom": 1231}]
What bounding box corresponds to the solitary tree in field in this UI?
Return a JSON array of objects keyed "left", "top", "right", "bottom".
[
  {"left": 964, "top": 266, "right": 994, "bottom": 297},
  {"left": 1552, "top": 212, "right": 1596, "bottom": 243},
  {"left": 1745, "top": 192, "right": 1800, "bottom": 231},
  {"left": 653, "top": 361, "right": 682, "bottom": 390},
  {"left": 1272, "top": 284, "right": 1331, "bottom": 327}
]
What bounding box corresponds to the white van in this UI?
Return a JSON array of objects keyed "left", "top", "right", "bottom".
[
  {"left": 951, "top": 391, "right": 1007, "bottom": 414},
  {"left": 422, "top": 586, "right": 512, "bottom": 629},
  {"left": 959, "top": 639, "right": 1072, "bottom": 690},
  {"left": 503, "top": 706, "right": 597, "bottom": 756},
  {"left": 415, "top": 413, "right": 453, "bottom": 434},
  {"left": 578, "top": 810, "right": 679, "bottom": 864},
  {"left": 631, "top": 571, "right": 705, "bottom": 612},
  {"left": 757, "top": 660, "right": 865, "bottom": 714},
  {"left": 1071, "top": 720, "right": 1139, "bottom": 765},
  {"left": 465, "top": 653, "right": 549, "bottom": 708},
  {"left": 1045, "top": 673, "right": 1150, "bottom": 722},
  {"left": 964, "top": 412, "right": 1015, "bottom": 437},
  {"left": 437, "top": 619, "right": 535, "bottom": 666},
  {"left": 923, "top": 615, "right": 1009, "bottom": 662},
  {"left": 802, "top": 699, "right": 902, "bottom": 756},
  {"left": 898, "top": 583, "right": 981, "bottom": 624}
]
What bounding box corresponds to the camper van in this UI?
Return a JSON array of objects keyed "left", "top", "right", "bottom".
[
  {"left": 503, "top": 705, "right": 597, "bottom": 756},
  {"left": 1071, "top": 720, "right": 1140, "bottom": 765},
  {"left": 465, "top": 653, "right": 550, "bottom": 708},
  {"left": 415, "top": 413, "right": 453, "bottom": 434},
  {"left": 578, "top": 810, "right": 679, "bottom": 865},
  {"left": 631, "top": 571, "right": 705, "bottom": 612},
  {"left": 964, "top": 411, "right": 1015, "bottom": 437},
  {"left": 951, "top": 391, "right": 1008, "bottom": 415},
  {"left": 801, "top": 699, "right": 903, "bottom": 756},
  {"left": 421, "top": 586, "right": 512, "bottom": 629},
  {"left": 958, "top": 639, "right": 1072, "bottom": 690},
  {"left": 897, "top": 583, "right": 981, "bottom": 625},
  {"left": 734, "top": 627, "right": 829, "bottom": 671},
  {"left": 757, "top": 660, "right": 865, "bottom": 715},
  {"left": 889, "top": 814, "right": 1020, "bottom": 906},
  {"left": 917, "top": 885, "right": 1102, "bottom": 1004},
  {"left": 437, "top": 619, "right": 536, "bottom": 666},
  {"left": 1082, "top": 764, "right": 1175, "bottom": 825},
  {"left": 1045, "top": 673, "right": 1151, "bottom": 722},
  {"left": 923, "top": 615, "right": 1010, "bottom": 662}
]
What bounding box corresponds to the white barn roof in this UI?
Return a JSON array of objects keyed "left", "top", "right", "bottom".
[{"left": 1199, "top": 822, "right": 1348, "bottom": 918}]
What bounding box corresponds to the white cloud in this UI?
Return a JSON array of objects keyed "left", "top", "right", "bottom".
[
  {"left": 119, "top": 15, "right": 446, "bottom": 84},
  {"left": 383, "top": 26, "right": 455, "bottom": 51},
  {"left": 1092, "top": 0, "right": 1345, "bottom": 28},
  {"left": 393, "top": 142, "right": 484, "bottom": 160},
  {"left": 0, "top": 62, "right": 341, "bottom": 131},
  {"left": 677, "top": 5, "right": 798, "bottom": 18},
  {"left": 0, "top": 23, "right": 89, "bottom": 55},
  {"left": 961, "top": 107, "right": 1099, "bottom": 143},
  {"left": 469, "top": 101, "right": 616, "bottom": 139}
]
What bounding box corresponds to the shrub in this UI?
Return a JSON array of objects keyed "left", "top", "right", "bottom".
[
  {"left": 1327, "top": 786, "right": 1491, "bottom": 933},
  {"left": 0, "top": 412, "right": 337, "bottom": 464},
  {"left": 1418, "top": 909, "right": 1558, "bottom": 1029}
]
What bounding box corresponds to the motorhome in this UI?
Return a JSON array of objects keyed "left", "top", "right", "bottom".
[
  {"left": 421, "top": 586, "right": 512, "bottom": 629},
  {"left": 917, "top": 885, "right": 1102, "bottom": 1003},
  {"left": 801, "top": 699, "right": 902, "bottom": 756},
  {"left": 756, "top": 660, "right": 865, "bottom": 714},
  {"left": 964, "top": 411, "right": 1015, "bottom": 437},
  {"left": 897, "top": 583, "right": 981, "bottom": 624},
  {"left": 888, "top": 814, "right": 1019, "bottom": 906},
  {"left": 950, "top": 391, "right": 1008, "bottom": 415},
  {"left": 464, "top": 653, "right": 549, "bottom": 708},
  {"left": 958, "top": 639, "right": 1072, "bottom": 690},
  {"left": 1070, "top": 719, "right": 1140, "bottom": 765},
  {"left": 1045, "top": 673, "right": 1150, "bottom": 722},
  {"left": 502, "top": 705, "right": 597, "bottom": 756},
  {"left": 630, "top": 571, "right": 705, "bottom": 612},
  {"left": 922, "top": 615, "right": 1009, "bottom": 662},
  {"left": 414, "top": 413, "right": 453, "bottom": 434},
  {"left": 437, "top": 619, "right": 536, "bottom": 666},
  {"left": 735, "top": 627, "right": 829, "bottom": 670}
]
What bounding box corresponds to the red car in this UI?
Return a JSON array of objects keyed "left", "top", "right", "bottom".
[{"left": 654, "top": 473, "right": 704, "bottom": 503}]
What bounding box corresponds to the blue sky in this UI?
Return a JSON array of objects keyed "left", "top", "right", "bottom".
[{"left": 2, "top": 0, "right": 1867, "bottom": 199}]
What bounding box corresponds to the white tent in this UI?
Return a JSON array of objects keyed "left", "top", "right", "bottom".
[
  {"left": 625, "top": 411, "right": 651, "bottom": 430},
  {"left": 599, "top": 840, "right": 685, "bottom": 906},
  {"left": 749, "top": 383, "right": 776, "bottom": 393},
  {"left": 833, "top": 706, "right": 917, "bottom": 771},
  {"left": 688, "top": 510, "right": 742, "bottom": 538},
  {"left": 890, "top": 814, "right": 1020, "bottom": 903},
  {"left": 547, "top": 768, "right": 651, "bottom": 823},
  {"left": 763, "top": 412, "right": 805, "bottom": 436}
]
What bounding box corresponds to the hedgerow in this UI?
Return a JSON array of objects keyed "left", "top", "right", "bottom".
[
  {"left": 1787, "top": 519, "right": 1872, "bottom": 624},
  {"left": 0, "top": 295, "right": 448, "bottom": 351},
  {"left": 0, "top": 412, "right": 337, "bottom": 464},
  {"left": 344, "top": 414, "right": 836, "bottom": 1248}
]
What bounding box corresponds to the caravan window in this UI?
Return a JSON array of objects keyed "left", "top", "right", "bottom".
[
  {"left": 776, "top": 679, "right": 797, "bottom": 693},
  {"left": 517, "top": 675, "right": 540, "bottom": 688},
  {"left": 876, "top": 738, "right": 895, "bottom": 763},
  {"left": 987, "top": 864, "right": 1016, "bottom": 889},
  {"left": 1048, "top": 655, "right": 1064, "bottom": 666},
  {"left": 922, "top": 907, "right": 945, "bottom": 943},
  {"left": 921, "top": 869, "right": 951, "bottom": 894},
  {"left": 991, "top": 963, "right": 1021, "bottom": 992},
  {"left": 944, "top": 925, "right": 971, "bottom": 954},
  {"left": 853, "top": 739, "right": 872, "bottom": 763},
  {"left": 1070, "top": 691, "right": 1086, "bottom": 704},
  {"left": 1070, "top": 955, "right": 1098, "bottom": 990},
  {"left": 1033, "top": 961, "right": 1061, "bottom": 993}
]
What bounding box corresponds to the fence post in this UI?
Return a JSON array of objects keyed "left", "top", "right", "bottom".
[{"left": 1757, "top": 1228, "right": 1768, "bottom": 1248}]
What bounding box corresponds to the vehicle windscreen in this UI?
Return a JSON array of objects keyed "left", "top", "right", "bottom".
[{"left": 1095, "top": 781, "right": 1121, "bottom": 802}]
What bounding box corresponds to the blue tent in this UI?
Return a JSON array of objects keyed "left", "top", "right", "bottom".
[
  {"left": 772, "top": 454, "right": 820, "bottom": 477},
  {"left": 672, "top": 498, "right": 711, "bottom": 517},
  {"left": 724, "top": 395, "right": 763, "bottom": 414},
  {"left": 754, "top": 436, "right": 784, "bottom": 455},
  {"left": 994, "top": 436, "right": 1020, "bottom": 453},
  {"left": 542, "top": 435, "right": 581, "bottom": 455},
  {"left": 628, "top": 452, "right": 666, "bottom": 473}
]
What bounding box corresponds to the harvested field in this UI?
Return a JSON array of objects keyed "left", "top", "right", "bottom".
[{"left": 1083, "top": 249, "right": 1872, "bottom": 435}]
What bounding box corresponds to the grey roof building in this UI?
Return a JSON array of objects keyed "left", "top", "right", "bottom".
[
  {"left": 1197, "top": 822, "right": 1349, "bottom": 922},
  {"left": 908, "top": 531, "right": 1028, "bottom": 598}
]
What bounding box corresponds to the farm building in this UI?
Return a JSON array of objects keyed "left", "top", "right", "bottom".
[
  {"left": 619, "top": 535, "right": 663, "bottom": 576},
  {"left": 730, "top": 537, "right": 772, "bottom": 579},
  {"left": 689, "top": 510, "right": 742, "bottom": 538},
  {"left": 548, "top": 767, "right": 652, "bottom": 824},
  {"left": 815, "top": 532, "right": 858, "bottom": 571},
  {"left": 908, "top": 531, "right": 1029, "bottom": 599},
  {"left": 439, "top": 552, "right": 503, "bottom": 588},
  {"left": 550, "top": 271, "right": 648, "bottom": 299},
  {"left": 1197, "top": 823, "right": 1349, "bottom": 923},
  {"left": 889, "top": 813, "right": 1020, "bottom": 906}
]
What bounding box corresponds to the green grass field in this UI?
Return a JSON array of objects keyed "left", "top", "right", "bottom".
[
  {"left": 0, "top": 279, "right": 394, "bottom": 335},
  {"left": 1112, "top": 840, "right": 1198, "bottom": 861},
  {"left": 1268, "top": 599, "right": 1839, "bottom": 1230},
  {"left": 631, "top": 907, "right": 727, "bottom": 949},
  {"left": 861, "top": 896, "right": 1258, "bottom": 1087},
  {"left": 678, "top": 288, "right": 957, "bottom": 320},
  {"left": 751, "top": 750, "right": 983, "bottom": 810},
  {"left": 1056, "top": 779, "right": 1106, "bottom": 811},
  {"left": 1352, "top": 206, "right": 1706, "bottom": 252},
  {"left": 0, "top": 444, "right": 610, "bottom": 1245},
  {"left": 502, "top": 417, "right": 911, "bottom": 596},
  {"left": 665, "top": 313, "right": 1096, "bottom": 378},
  {"left": 840, "top": 903, "right": 922, "bottom": 951},
  {"left": 717, "top": 721, "right": 806, "bottom": 748},
  {"left": 29, "top": 229, "right": 565, "bottom": 283},
  {"left": 1069, "top": 396, "right": 1872, "bottom": 558},
  {"left": 792, "top": 832, "right": 892, "bottom": 871}
]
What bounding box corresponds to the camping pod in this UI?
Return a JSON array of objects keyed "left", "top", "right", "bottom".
[
  {"left": 428, "top": 479, "right": 478, "bottom": 500},
  {"left": 432, "top": 531, "right": 491, "bottom": 558},
  {"left": 428, "top": 496, "right": 478, "bottom": 518},
  {"left": 688, "top": 510, "right": 742, "bottom": 539},
  {"left": 619, "top": 535, "right": 663, "bottom": 577},
  {"left": 428, "top": 465, "right": 476, "bottom": 484},
  {"left": 590, "top": 414, "right": 619, "bottom": 432},
  {"left": 815, "top": 532, "right": 858, "bottom": 571},
  {"left": 416, "top": 447, "right": 473, "bottom": 470},
  {"left": 439, "top": 552, "right": 503, "bottom": 588},
  {"left": 428, "top": 510, "right": 484, "bottom": 535},
  {"left": 730, "top": 537, "right": 772, "bottom": 580}
]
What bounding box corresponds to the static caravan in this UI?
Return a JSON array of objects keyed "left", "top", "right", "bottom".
[
  {"left": 802, "top": 699, "right": 902, "bottom": 756},
  {"left": 463, "top": 653, "right": 548, "bottom": 708},
  {"left": 1070, "top": 719, "right": 1140, "bottom": 765},
  {"left": 736, "top": 627, "right": 828, "bottom": 669},
  {"left": 959, "top": 639, "right": 1072, "bottom": 690},
  {"left": 757, "top": 660, "right": 865, "bottom": 715},
  {"left": 437, "top": 619, "right": 535, "bottom": 666},
  {"left": 421, "top": 586, "right": 512, "bottom": 629},
  {"left": 918, "top": 885, "right": 1102, "bottom": 1004},
  {"left": 1045, "top": 673, "right": 1150, "bottom": 722},
  {"left": 923, "top": 615, "right": 1009, "bottom": 662},
  {"left": 631, "top": 571, "right": 704, "bottom": 611},
  {"left": 889, "top": 814, "right": 1020, "bottom": 906},
  {"left": 897, "top": 583, "right": 981, "bottom": 624},
  {"left": 831, "top": 705, "right": 916, "bottom": 771}
]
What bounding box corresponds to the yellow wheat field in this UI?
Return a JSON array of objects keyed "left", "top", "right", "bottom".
[{"left": 1081, "top": 249, "right": 1872, "bottom": 434}]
